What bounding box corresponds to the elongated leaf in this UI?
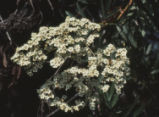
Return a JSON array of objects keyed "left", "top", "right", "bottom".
[
  {"left": 146, "top": 44, "right": 152, "bottom": 55},
  {"left": 133, "top": 104, "right": 145, "bottom": 117},
  {"left": 65, "top": 11, "right": 74, "bottom": 17},
  {"left": 76, "top": 2, "right": 86, "bottom": 17},
  {"left": 100, "top": 0, "right": 106, "bottom": 19},
  {"left": 106, "top": 84, "right": 115, "bottom": 102},
  {"left": 111, "top": 94, "right": 119, "bottom": 108},
  {"left": 116, "top": 25, "right": 127, "bottom": 40},
  {"left": 128, "top": 34, "right": 137, "bottom": 48},
  {"left": 78, "top": 0, "right": 88, "bottom": 4},
  {"left": 105, "top": 0, "right": 112, "bottom": 12},
  {"left": 104, "top": 8, "right": 120, "bottom": 20},
  {"left": 123, "top": 99, "right": 138, "bottom": 117},
  {"left": 151, "top": 69, "right": 159, "bottom": 75}
]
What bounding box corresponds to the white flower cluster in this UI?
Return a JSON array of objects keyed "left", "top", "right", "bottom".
[
  {"left": 48, "top": 17, "right": 101, "bottom": 68},
  {"left": 11, "top": 16, "right": 100, "bottom": 76},
  {"left": 11, "top": 16, "right": 130, "bottom": 112},
  {"left": 38, "top": 87, "right": 54, "bottom": 100},
  {"left": 38, "top": 43, "right": 130, "bottom": 112}
]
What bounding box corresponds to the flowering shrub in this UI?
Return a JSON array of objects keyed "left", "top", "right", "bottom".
[{"left": 11, "top": 16, "right": 130, "bottom": 112}]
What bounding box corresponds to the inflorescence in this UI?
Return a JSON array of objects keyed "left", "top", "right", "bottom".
[{"left": 11, "top": 16, "right": 130, "bottom": 112}]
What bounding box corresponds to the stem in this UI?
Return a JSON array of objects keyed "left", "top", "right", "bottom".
[{"left": 46, "top": 93, "right": 79, "bottom": 117}]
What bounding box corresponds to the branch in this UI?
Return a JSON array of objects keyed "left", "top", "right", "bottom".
[
  {"left": 0, "top": 15, "right": 12, "bottom": 45},
  {"left": 117, "top": 0, "right": 133, "bottom": 20}
]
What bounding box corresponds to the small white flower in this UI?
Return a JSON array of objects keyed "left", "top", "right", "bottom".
[
  {"left": 75, "top": 37, "right": 85, "bottom": 43},
  {"left": 67, "top": 47, "right": 75, "bottom": 53},
  {"left": 50, "top": 57, "right": 65, "bottom": 68},
  {"left": 74, "top": 45, "right": 81, "bottom": 53},
  {"left": 57, "top": 45, "right": 67, "bottom": 54},
  {"left": 103, "top": 44, "right": 116, "bottom": 56},
  {"left": 86, "top": 34, "right": 99, "bottom": 46},
  {"left": 101, "top": 85, "right": 110, "bottom": 93}
]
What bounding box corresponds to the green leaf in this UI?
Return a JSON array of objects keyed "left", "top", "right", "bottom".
[
  {"left": 65, "top": 11, "right": 74, "bottom": 17},
  {"left": 123, "top": 98, "right": 138, "bottom": 117},
  {"left": 141, "top": 30, "right": 146, "bottom": 37},
  {"left": 127, "top": 12, "right": 134, "bottom": 17},
  {"left": 111, "top": 94, "right": 119, "bottom": 108},
  {"left": 133, "top": 104, "right": 145, "bottom": 117},
  {"left": 106, "top": 84, "right": 115, "bottom": 102},
  {"left": 100, "top": 0, "right": 106, "bottom": 19},
  {"left": 128, "top": 34, "right": 137, "bottom": 48},
  {"left": 76, "top": 2, "right": 86, "bottom": 17},
  {"left": 105, "top": 0, "right": 112, "bottom": 12},
  {"left": 129, "top": 6, "right": 137, "bottom": 11},
  {"left": 141, "top": 0, "right": 146, "bottom": 4},
  {"left": 146, "top": 44, "right": 152, "bottom": 55},
  {"left": 123, "top": 25, "right": 128, "bottom": 34},
  {"left": 105, "top": 8, "right": 120, "bottom": 20},
  {"left": 116, "top": 25, "right": 127, "bottom": 40},
  {"left": 78, "top": 0, "right": 88, "bottom": 4},
  {"left": 151, "top": 69, "right": 159, "bottom": 75}
]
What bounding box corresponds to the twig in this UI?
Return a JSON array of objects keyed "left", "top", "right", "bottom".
[
  {"left": 117, "top": 0, "right": 133, "bottom": 20},
  {"left": 39, "top": 11, "right": 44, "bottom": 25},
  {"left": 48, "top": 60, "right": 65, "bottom": 81},
  {"left": 47, "top": 58, "right": 67, "bottom": 81},
  {"left": 29, "top": 0, "right": 35, "bottom": 12},
  {"left": 37, "top": 101, "right": 44, "bottom": 117},
  {"left": 0, "top": 15, "right": 12, "bottom": 45},
  {"left": 47, "top": 0, "right": 54, "bottom": 12},
  {"left": 46, "top": 93, "right": 79, "bottom": 117},
  {"left": 42, "top": 58, "right": 68, "bottom": 117}
]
